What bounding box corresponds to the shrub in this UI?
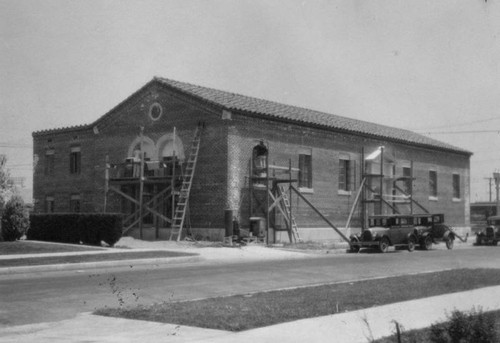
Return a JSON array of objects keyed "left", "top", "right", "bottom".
[
  {"left": 430, "top": 308, "right": 497, "bottom": 343},
  {"left": 28, "top": 214, "right": 80, "bottom": 244},
  {"left": 27, "top": 213, "right": 123, "bottom": 246},
  {"left": 1, "top": 195, "right": 29, "bottom": 241}
]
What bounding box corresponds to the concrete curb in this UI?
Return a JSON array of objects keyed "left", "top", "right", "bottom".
[
  {"left": 0, "top": 239, "right": 476, "bottom": 276},
  {"left": 0, "top": 247, "right": 198, "bottom": 259},
  {"left": 0, "top": 255, "right": 204, "bottom": 275},
  {"left": 3, "top": 286, "right": 500, "bottom": 343}
]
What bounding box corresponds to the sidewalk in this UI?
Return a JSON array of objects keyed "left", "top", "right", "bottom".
[
  {"left": 0, "top": 238, "right": 483, "bottom": 342},
  {"left": 0, "top": 237, "right": 320, "bottom": 275},
  {"left": 1, "top": 285, "right": 499, "bottom": 343}
]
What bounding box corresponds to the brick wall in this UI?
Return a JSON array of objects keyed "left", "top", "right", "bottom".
[
  {"left": 33, "top": 128, "right": 97, "bottom": 213},
  {"left": 33, "top": 84, "right": 229, "bottom": 238},
  {"left": 33, "top": 82, "right": 471, "bottom": 241},
  {"left": 226, "top": 112, "right": 470, "bottom": 238}
]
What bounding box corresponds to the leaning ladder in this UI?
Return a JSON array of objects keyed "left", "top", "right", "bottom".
[
  {"left": 278, "top": 185, "right": 302, "bottom": 243},
  {"left": 169, "top": 126, "right": 202, "bottom": 241}
]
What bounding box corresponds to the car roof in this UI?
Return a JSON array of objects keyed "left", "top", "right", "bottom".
[
  {"left": 368, "top": 213, "right": 443, "bottom": 219},
  {"left": 487, "top": 216, "right": 500, "bottom": 220}
]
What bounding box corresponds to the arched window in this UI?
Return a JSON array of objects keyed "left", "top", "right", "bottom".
[
  {"left": 127, "top": 136, "right": 156, "bottom": 161},
  {"left": 157, "top": 133, "right": 185, "bottom": 161},
  {"left": 252, "top": 141, "right": 268, "bottom": 173}
]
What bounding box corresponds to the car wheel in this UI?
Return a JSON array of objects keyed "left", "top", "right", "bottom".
[
  {"left": 422, "top": 236, "right": 432, "bottom": 251},
  {"left": 350, "top": 238, "right": 360, "bottom": 253},
  {"left": 494, "top": 240, "right": 499, "bottom": 246},
  {"left": 379, "top": 237, "right": 390, "bottom": 253},
  {"left": 446, "top": 238, "right": 454, "bottom": 250},
  {"left": 407, "top": 236, "right": 416, "bottom": 252}
]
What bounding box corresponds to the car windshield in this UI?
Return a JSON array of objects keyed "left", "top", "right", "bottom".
[{"left": 487, "top": 219, "right": 500, "bottom": 225}]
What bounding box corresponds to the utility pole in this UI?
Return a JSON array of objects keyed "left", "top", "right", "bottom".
[
  {"left": 494, "top": 172, "right": 500, "bottom": 216},
  {"left": 485, "top": 177, "right": 493, "bottom": 203},
  {"left": 139, "top": 126, "right": 145, "bottom": 240}
]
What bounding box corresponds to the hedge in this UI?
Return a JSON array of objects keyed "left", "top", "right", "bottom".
[{"left": 27, "top": 213, "right": 123, "bottom": 246}]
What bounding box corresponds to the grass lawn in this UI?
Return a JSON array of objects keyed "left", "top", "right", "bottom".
[
  {"left": 95, "top": 268, "right": 500, "bottom": 332},
  {"left": 0, "top": 250, "right": 197, "bottom": 267},
  {"left": 0, "top": 240, "right": 105, "bottom": 255}
]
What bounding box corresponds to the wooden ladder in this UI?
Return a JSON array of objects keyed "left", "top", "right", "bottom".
[
  {"left": 169, "top": 126, "right": 202, "bottom": 241},
  {"left": 278, "top": 185, "right": 302, "bottom": 243}
]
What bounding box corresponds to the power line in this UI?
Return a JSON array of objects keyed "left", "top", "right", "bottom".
[
  {"left": 413, "top": 116, "right": 500, "bottom": 131},
  {"left": 420, "top": 130, "right": 500, "bottom": 135},
  {"left": 467, "top": 157, "right": 500, "bottom": 163}
]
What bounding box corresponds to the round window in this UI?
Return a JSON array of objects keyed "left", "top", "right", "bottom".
[{"left": 149, "top": 103, "right": 163, "bottom": 121}]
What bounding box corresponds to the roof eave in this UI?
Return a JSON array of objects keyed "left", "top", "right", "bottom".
[
  {"left": 32, "top": 124, "right": 92, "bottom": 137},
  {"left": 231, "top": 108, "right": 473, "bottom": 157}
]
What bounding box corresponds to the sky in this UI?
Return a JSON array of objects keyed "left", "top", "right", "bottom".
[{"left": 1, "top": 0, "right": 500, "bottom": 203}]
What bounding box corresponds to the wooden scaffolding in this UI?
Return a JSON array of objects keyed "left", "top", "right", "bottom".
[
  {"left": 104, "top": 125, "right": 203, "bottom": 240},
  {"left": 248, "top": 146, "right": 302, "bottom": 244},
  {"left": 345, "top": 146, "right": 430, "bottom": 232},
  {"left": 248, "top": 141, "right": 351, "bottom": 245}
]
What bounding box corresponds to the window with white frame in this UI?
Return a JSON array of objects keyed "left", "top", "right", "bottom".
[
  {"left": 298, "top": 150, "right": 312, "bottom": 190},
  {"left": 45, "top": 149, "right": 55, "bottom": 176},
  {"left": 429, "top": 170, "right": 437, "bottom": 198},
  {"left": 402, "top": 166, "right": 412, "bottom": 194},
  {"left": 452, "top": 173, "right": 460, "bottom": 199},
  {"left": 69, "top": 146, "right": 81, "bottom": 174},
  {"left": 339, "top": 158, "right": 351, "bottom": 192}
]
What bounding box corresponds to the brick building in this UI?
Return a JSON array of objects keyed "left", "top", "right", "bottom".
[{"left": 32, "top": 77, "right": 472, "bottom": 242}]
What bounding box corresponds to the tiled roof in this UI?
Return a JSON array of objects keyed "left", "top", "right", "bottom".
[
  {"left": 154, "top": 77, "right": 471, "bottom": 155},
  {"left": 32, "top": 124, "right": 90, "bottom": 136},
  {"left": 33, "top": 76, "right": 471, "bottom": 155}
]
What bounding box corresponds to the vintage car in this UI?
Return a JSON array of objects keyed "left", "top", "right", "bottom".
[
  {"left": 475, "top": 216, "right": 500, "bottom": 246},
  {"left": 412, "top": 213, "right": 458, "bottom": 250},
  {"left": 350, "top": 215, "right": 419, "bottom": 253}
]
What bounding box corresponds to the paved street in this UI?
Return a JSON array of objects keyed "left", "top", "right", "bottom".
[{"left": 1, "top": 244, "right": 499, "bottom": 329}]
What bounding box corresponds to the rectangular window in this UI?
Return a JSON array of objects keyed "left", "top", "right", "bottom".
[
  {"left": 453, "top": 174, "right": 460, "bottom": 199},
  {"left": 70, "top": 194, "right": 81, "bottom": 213},
  {"left": 45, "top": 196, "right": 55, "bottom": 213},
  {"left": 402, "top": 167, "right": 412, "bottom": 194},
  {"left": 339, "top": 159, "right": 351, "bottom": 192},
  {"left": 70, "top": 146, "right": 81, "bottom": 174},
  {"left": 429, "top": 170, "right": 437, "bottom": 198},
  {"left": 298, "top": 153, "right": 312, "bottom": 189},
  {"left": 45, "top": 149, "right": 55, "bottom": 176}
]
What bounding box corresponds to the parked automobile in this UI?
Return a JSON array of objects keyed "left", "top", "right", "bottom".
[
  {"left": 412, "top": 213, "right": 459, "bottom": 250},
  {"left": 350, "top": 215, "right": 418, "bottom": 253},
  {"left": 475, "top": 216, "right": 500, "bottom": 246}
]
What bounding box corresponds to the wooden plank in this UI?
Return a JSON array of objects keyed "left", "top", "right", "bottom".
[
  {"left": 110, "top": 185, "right": 174, "bottom": 227},
  {"left": 345, "top": 177, "right": 366, "bottom": 230},
  {"left": 109, "top": 186, "right": 140, "bottom": 205},
  {"left": 268, "top": 164, "right": 300, "bottom": 172},
  {"left": 394, "top": 184, "right": 429, "bottom": 213},
  {"left": 364, "top": 184, "right": 400, "bottom": 214},
  {"left": 268, "top": 190, "right": 291, "bottom": 226},
  {"left": 122, "top": 218, "right": 141, "bottom": 235},
  {"left": 268, "top": 191, "right": 285, "bottom": 211},
  {"left": 290, "top": 185, "right": 351, "bottom": 244}
]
